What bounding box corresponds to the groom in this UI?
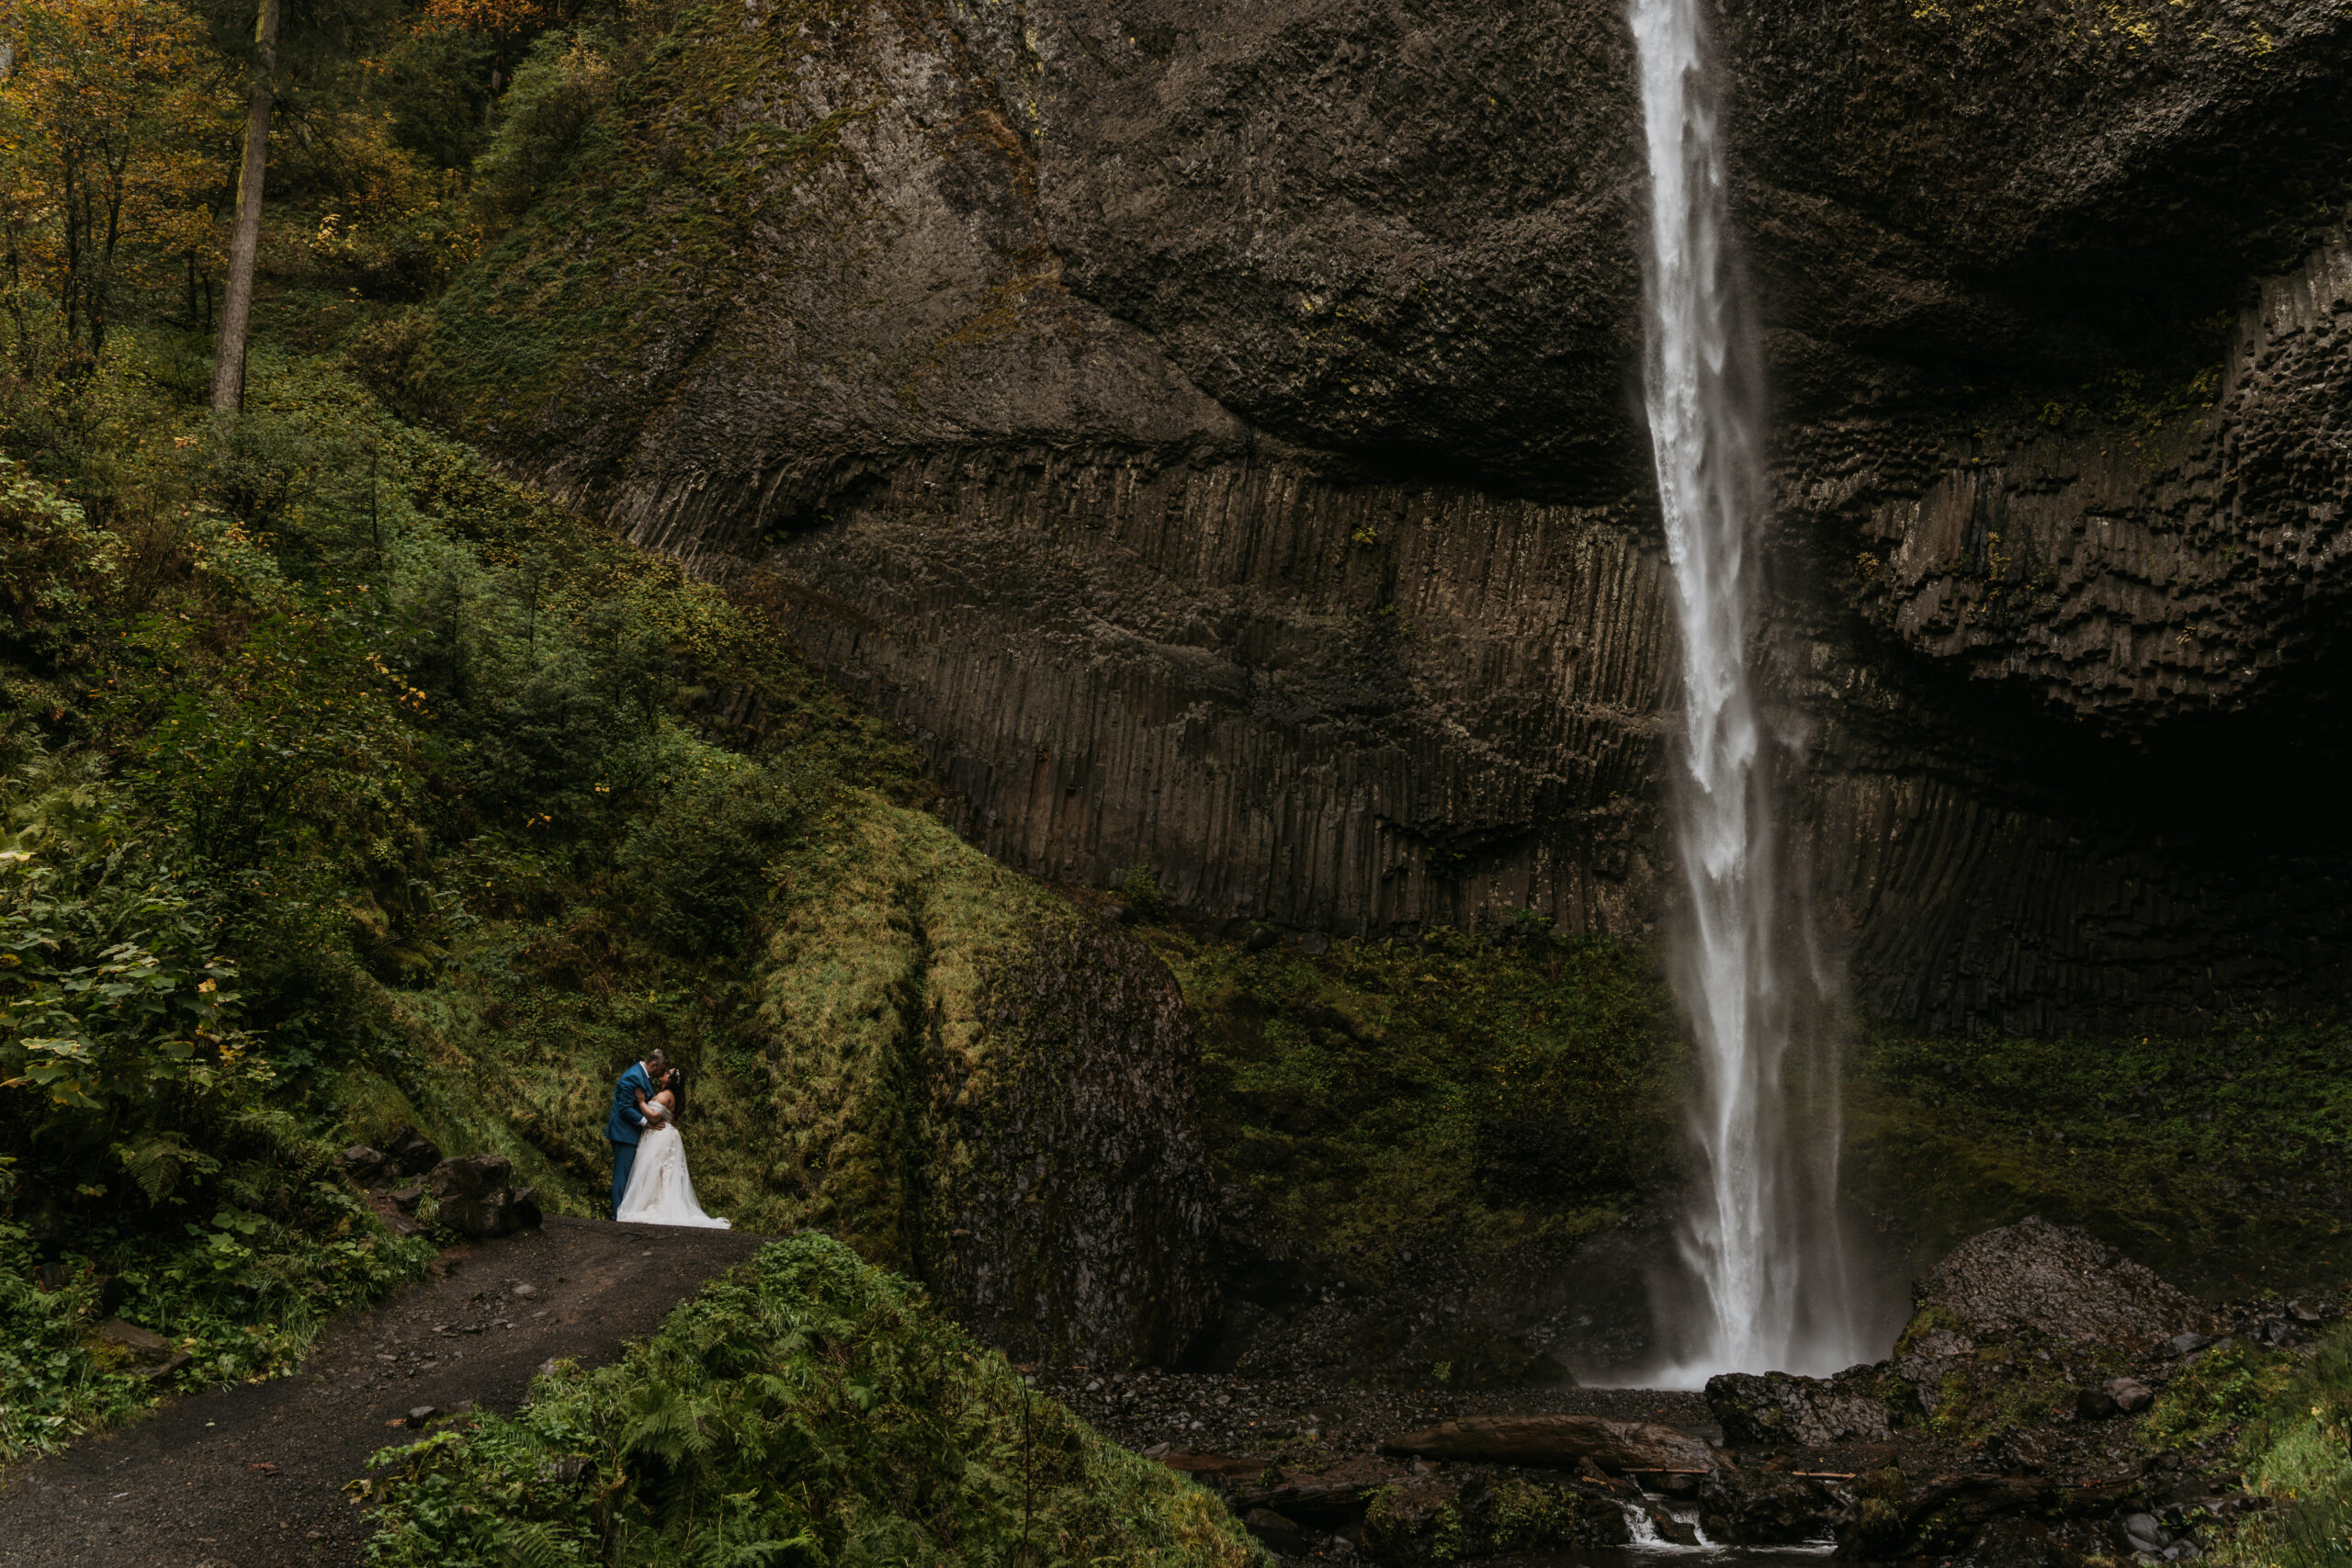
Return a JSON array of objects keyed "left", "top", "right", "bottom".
[{"left": 606, "top": 1048, "right": 667, "bottom": 1220}]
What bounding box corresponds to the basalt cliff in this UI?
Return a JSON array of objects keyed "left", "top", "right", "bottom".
[{"left": 410, "top": 0, "right": 2352, "bottom": 1034}]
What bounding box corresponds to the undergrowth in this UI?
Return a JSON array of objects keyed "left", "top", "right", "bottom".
[
  {"left": 0, "top": 334, "right": 922, "bottom": 1456},
  {"left": 360, "top": 1233, "right": 1265, "bottom": 1568},
  {"left": 2145, "top": 1323, "right": 2352, "bottom": 1567}
]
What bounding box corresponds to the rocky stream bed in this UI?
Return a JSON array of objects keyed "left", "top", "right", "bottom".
[{"left": 1035, "top": 1219, "right": 2343, "bottom": 1566}]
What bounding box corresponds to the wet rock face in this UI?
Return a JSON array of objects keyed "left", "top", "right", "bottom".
[
  {"left": 748, "top": 446, "right": 1670, "bottom": 936},
  {"left": 926, "top": 916, "right": 1221, "bottom": 1366},
  {"left": 435, "top": 0, "right": 2352, "bottom": 1027},
  {"left": 1786, "top": 231, "right": 2352, "bottom": 733}
]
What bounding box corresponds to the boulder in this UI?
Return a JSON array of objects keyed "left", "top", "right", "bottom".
[
  {"left": 341, "top": 1145, "right": 398, "bottom": 1189},
  {"left": 1829, "top": 1471, "right": 2054, "bottom": 1561},
  {"left": 1893, "top": 1317, "right": 1981, "bottom": 1412},
  {"left": 428, "top": 1156, "right": 537, "bottom": 1238},
  {"left": 1696, "top": 1467, "right": 1842, "bottom": 1546},
  {"left": 2107, "top": 1376, "right": 2154, "bottom": 1414},
  {"left": 1241, "top": 1507, "right": 1314, "bottom": 1556},
  {"left": 1706, "top": 1366, "right": 1918, "bottom": 1448},
  {"left": 1382, "top": 1414, "right": 1718, "bottom": 1474},
  {"left": 386, "top": 1126, "right": 443, "bottom": 1177},
  {"left": 95, "top": 1318, "right": 189, "bottom": 1381},
  {"left": 1917, "top": 1218, "right": 2206, "bottom": 1353}
]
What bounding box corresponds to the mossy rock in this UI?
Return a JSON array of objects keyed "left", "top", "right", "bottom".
[
  {"left": 1363, "top": 1472, "right": 1625, "bottom": 1565},
  {"left": 1705, "top": 1365, "right": 1921, "bottom": 1448},
  {"left": 728, "top": 791, "right": 1218, "bottom": 1366}
]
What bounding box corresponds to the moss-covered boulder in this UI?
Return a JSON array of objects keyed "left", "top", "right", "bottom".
[
  {"left": 1362, "top": 1471, "right": 1626, "bottom": 1566},
  {"left": 362, "top": 1234, "right": 1265, "bottom": 1567},
  {"left": 723, "top": 791, "right": 1217, "bottom": 1367}
]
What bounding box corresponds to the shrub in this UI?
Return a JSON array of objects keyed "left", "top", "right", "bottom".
[
  {"left": 616, "top": 756, "right": 808, "bottom": 959},
  {"left": 362, "top": 1234, "right": 1265, "bottom": 1568},
  {"left": 1116, "top": 862, "right": 1171, "bottom": 920}
]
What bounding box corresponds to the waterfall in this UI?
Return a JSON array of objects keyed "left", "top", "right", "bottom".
[{"left": 1626, "top": 0, "right": 1861, "bottom": 1380}]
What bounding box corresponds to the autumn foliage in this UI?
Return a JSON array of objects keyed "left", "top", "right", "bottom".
[{"left": 0, "top": 0, "right": 231, "bottom": 372}]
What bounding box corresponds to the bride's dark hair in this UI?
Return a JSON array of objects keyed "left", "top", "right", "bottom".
[{"left": 663, "top": 1066, "right": 685, "bottom": 1125}]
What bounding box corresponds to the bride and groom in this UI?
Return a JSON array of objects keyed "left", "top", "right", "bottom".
[{"left": 606, "top": 1049, "right": 729, "bottom": 1228}]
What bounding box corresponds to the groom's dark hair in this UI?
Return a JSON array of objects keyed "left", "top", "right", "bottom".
[{"left": 644, "top": 1048, "right": 667, "bottom": 1070}]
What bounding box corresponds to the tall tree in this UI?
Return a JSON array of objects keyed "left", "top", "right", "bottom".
[
  {"left": 0, "top": 0, "right": 221, "bottom": 375},
  {"left": 209, "top": 0, "right": 277, "bottom": 411}
]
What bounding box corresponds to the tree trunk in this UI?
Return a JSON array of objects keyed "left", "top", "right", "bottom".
[{"left": 209, "top": 0, "right": 279, "bottom": 412}]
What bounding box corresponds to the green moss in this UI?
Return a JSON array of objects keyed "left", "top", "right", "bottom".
[
  {"left": 1845, "top": 1020, "right": 2352, "bottom": 1295},
  {"left": 2146, "top": 1336, "right": 2303, "bottom": 1454},
  {"left": 1137, "top": 924, "right": 1679, "bottom": 1258},
  {"left": 362, "top": 1233, "right": 1267, "bottom": 1568},
  {"left": 1487, "top": 1473, "right": 1620, "bottom": 1551},
  {"left": 417, "top": 0, "right": 865, "bottom": 458}
]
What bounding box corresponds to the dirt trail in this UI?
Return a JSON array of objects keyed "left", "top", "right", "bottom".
[{"left": 0, "top": 1216, "right": 766, "bottom": 1568}]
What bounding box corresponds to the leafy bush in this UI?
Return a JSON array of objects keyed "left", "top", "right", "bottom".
[
  {"left": 1115, "top": 863, "right": 1171, "bottom": 921},
  {"left": 0, "top": 728, "right": 435, "bottom": 1456},
  {"left": 363, "top": 1234, "right": 1264, "bottom": 1568},
  {"left": 0, "top": 456, "right": 119, "bottom": 671}
]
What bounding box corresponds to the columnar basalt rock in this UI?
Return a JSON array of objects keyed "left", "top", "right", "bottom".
[
  {"left": 715, "top": 445, "right": 1672, "bottom": 935},
  {"left": 1781, "top": 229, "right": 2352, "bottom": 731},
  {"left": 419, "top": 0, "right": 2352, "bottom": 1031}
]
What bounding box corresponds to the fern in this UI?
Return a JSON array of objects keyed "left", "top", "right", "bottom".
[{"left": 491, "top": 1517, "right": 582, "bottom": 1568}]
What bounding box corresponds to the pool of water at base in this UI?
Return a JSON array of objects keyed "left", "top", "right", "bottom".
[{"left": 1480, "top": 1499, "right": 1837, "bottom": 1567}]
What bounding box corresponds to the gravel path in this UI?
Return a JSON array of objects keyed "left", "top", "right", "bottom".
[{"left": 0, "top": 1216, "right": 765, "bottom": 1568}]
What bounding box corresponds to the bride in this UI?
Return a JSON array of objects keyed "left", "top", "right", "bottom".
[{"left": 614, "top": 1068, "right": 729, "bottom": 1228}]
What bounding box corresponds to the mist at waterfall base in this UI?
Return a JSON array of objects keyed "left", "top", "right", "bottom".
[{"left": 1621, "top": 0, "right": 1882, "bottom": 1389}]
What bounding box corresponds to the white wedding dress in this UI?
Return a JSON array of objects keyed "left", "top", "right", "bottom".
[{"left": 615, "top": 1118, "right": 729, "bottom": 1228}]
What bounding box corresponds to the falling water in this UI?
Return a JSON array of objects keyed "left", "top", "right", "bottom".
[{"left": 1627, "top": 0, "right": 1862, "bottom": 1380}]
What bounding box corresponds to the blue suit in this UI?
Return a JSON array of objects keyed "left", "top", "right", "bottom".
[{"left": 608, "top": 1063, "right": 654, "bottom": 1218}]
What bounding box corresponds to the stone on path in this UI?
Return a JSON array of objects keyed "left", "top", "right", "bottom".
[{"left": 428, "top": 1156, "right": 541, "bottom": 1238}]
